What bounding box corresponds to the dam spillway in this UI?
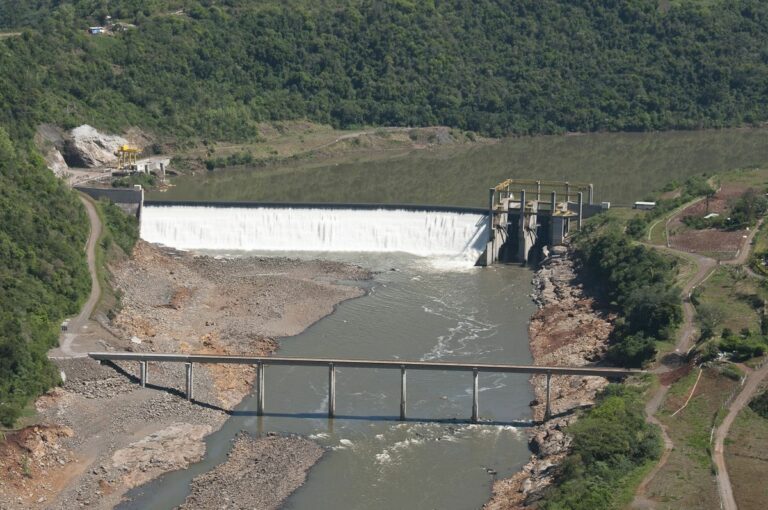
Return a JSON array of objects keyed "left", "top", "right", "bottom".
[{"left": 140, "top": 204, "right": 489, "bottom": 263}]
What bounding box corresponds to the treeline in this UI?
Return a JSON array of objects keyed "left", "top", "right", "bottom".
[
  {"left": 541, "top": 385, "right": 661, "bottom": 509},
  {"left": 573, "top": 218, "right": 682, "bottom": 367},
  {"left": 3, "top": 1, "right": 768, "bottom": 141},
  {"left": 0, "top": 128, "right": 90, "bottom": 426}
]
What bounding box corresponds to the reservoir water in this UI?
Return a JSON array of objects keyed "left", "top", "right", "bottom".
[{"left": 121, "top": 206, "right": 537, "bottom": 509}]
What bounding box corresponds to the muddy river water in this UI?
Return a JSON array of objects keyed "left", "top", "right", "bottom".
[{"left": 119, "top": 248, "right": 537, "bottom": 510}]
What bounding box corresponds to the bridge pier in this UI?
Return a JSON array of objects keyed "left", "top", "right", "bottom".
[
  {"left": 140, "top": 361, "right": 147, "bottom": 387},
  {"left": 328, "top": 363, "right": 336, "bottom": 418},
  {"left": 400, "top": 366, "right": 407, "bottom": 421},
  {"left": 91, "top": 352, "right": 641, "bottom": 424},
  {"left": 471, "top": 368, "right": 479, "bottom": 423},
  {"left": 185, "top": 362, "right": 194, "bottom": 401},
  {"left": 256, "top": 362, "right": 265, "bottom": 416}
]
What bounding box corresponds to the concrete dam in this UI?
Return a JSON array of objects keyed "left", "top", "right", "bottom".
[
  {"left": 140, "top": 202, "right": 491, "bottom": 266},
  {"left": 139, "top": 179, "right": 602, "bottom": 265}
]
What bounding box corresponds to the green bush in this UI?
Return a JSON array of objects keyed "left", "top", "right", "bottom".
[
  {"left": 97, "top": 199, "right": 139, "bottom": 254},
  {"left": 749, "top": 391, "right": 768, "bottom": 419},
  {"left": 541, "top": 385, "right": 661, "bottom": 509},
  {"left": 573, "top": 221, "right": 682, "bottom": 366}
]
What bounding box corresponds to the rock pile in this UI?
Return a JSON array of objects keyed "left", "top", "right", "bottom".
[
  {"left": 62, "top": 125, "right": 128, "bottom": 168},
  {"left": 486, "top": 246, "right": 614, "bottom": 509}
]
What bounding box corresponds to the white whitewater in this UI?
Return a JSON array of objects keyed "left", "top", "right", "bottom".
[{"left": 141, "top": 205, "right": 489, "bottom": 263}]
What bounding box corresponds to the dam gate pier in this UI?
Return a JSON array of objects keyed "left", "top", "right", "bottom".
[{"left": 480, "top": 179, "right": 606, "bottom": 266}]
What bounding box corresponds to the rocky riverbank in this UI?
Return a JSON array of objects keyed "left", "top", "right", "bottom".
[
  {"left": 486, "top": 245, "right": 614, "bottom": 509},
  {"left": 180, "top": 433, "right": 323, "bottom": 510},
  {"left": 0, "top": 242, "right": 370, "bottom": 510}
]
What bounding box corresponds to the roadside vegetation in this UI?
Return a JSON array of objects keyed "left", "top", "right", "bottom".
[
  {"left": 646, "top": 367, "right": 740, "bottom": 509},
  {"left": 573, "top": 218, "right": 682, "bottom": 367},
  {"left": 541, "top": 383, "right": 661, "bottom": 510},
  {"left": 0, "top": 128, "right": 90, "bottom": 427},
  {"left": 727, "top": 385, "right": 768, "bottom": 510},
  {"left": 693, "top": 266, "right": 768, "bottom": 362}
]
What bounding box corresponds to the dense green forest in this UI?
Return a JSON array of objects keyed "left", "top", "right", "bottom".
[
  {"left": 0, "top": 129, "right": 90, "bottom": 426},
  {"left": 2, "top": 0, "right": 768, "bottom": 141},
  {"left": 574, "top": 217, "right": 683, "bottom": 367}
]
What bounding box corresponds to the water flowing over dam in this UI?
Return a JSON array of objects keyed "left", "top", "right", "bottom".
[
  {"left": 141, "top": 203, "right": 489, "bottom": 264},
  {"left": 127, "top": 201, "right": 538, "bottom": 510}
]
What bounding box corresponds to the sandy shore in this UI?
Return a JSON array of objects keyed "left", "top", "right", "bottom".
[
  {"left": 0, "top": 241, "right": 370, "bottom": 510},
  {"left": 485, "top": 246, "right": 614, "bottom": 509}
]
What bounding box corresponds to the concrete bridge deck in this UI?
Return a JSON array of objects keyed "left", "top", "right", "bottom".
[{"left": 89, "top": 352, "right": 643, "bottom": 422}]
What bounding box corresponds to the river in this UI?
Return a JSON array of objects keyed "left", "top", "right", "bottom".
[{"left": 119, "top": 249, "right": 536, "bottom": 509}]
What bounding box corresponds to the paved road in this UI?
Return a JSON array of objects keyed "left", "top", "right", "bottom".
[
  {"left": 48, "top": 194, "right": 102, "bottom": 359},
  {"left": 712, "top": 362, "right": 768, "bottom": 510}
]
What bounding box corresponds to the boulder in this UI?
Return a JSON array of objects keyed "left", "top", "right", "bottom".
[
  {"left": 44, "top": 147, "right": 69, "bottom": 176},
  {"left": 63, "top": 125, "right": 128, "bottom": 167}
]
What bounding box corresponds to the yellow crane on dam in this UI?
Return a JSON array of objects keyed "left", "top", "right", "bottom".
[{"left": 116, "top": 144, "right": 140, "bottom": 171}]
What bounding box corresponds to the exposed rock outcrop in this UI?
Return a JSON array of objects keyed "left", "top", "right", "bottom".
[
  {"left": 44, "top": 147, "right": 69, "bottom": 176},
  {"left": 62, "top": 125, "right": 128, "bottom": 168},
  {"left": 486, "top": 247, "right": 614, "bottom": 509}
]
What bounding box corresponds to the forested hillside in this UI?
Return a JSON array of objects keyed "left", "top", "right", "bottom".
[
  {"left": 0, "top": 130, "right": 90, "bottom": 426},
  {"left": 1, "top": 0, "right": 768, "bottom": 141}
]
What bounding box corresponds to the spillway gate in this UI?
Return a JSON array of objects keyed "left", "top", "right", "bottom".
[{"left": 89, "top": 352, "right": 642, "bottom": 423}]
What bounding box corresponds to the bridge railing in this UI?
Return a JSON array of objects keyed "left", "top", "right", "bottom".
[{"left": 89, "top": 352, "right": 643, "bottom": 423}]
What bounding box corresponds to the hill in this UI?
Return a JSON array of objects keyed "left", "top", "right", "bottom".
[{"left": 2, "top": 0, "right": 768, "bottom": 141}]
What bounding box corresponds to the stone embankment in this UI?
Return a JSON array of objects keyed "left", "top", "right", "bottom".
[{"left": 486, "top": 245, "right": 614, "bottom": 509}]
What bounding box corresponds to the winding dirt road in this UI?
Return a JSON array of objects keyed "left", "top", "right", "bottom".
[
  {"left": 633, "top": 207, "right": 765, "bottom": 509},
  {"left": 48, "top": 194, "right": 102, "bottom": 359},
  {"left": 712, "top": 362, "right": 768, "bottom": 510}
]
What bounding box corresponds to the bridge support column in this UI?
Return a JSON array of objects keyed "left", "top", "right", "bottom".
[
  {"left": 544, "top": 371, "right": 552, "bottom": 421},
  {"left": 471, "top": 368, "right": 479, "bottom": 423},
  {"left": 140, "top": 361, "right": 147, "bottom": 387},
  {"left": 328, "top": 363, "right": 336, "bottom": 419},
  {"left": 400, "top": 366, "right": 407, "bottom": 421},
  {"left": 185, "top": 363, "right": 193, "bottom": 401},
  {"left": 256, "top": 362, "right": 265, "bottom": 416}
]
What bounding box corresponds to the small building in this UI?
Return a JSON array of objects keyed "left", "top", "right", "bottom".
[
  {"left": 633, "top": 201, "right": 656, "bottom": 210},
  {"left": 88, "top": 26, "right": 105, "bottom": 35}
]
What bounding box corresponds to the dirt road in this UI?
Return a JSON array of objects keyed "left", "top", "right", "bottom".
[
  {"left": 49, "top": 194, "right": 102, "bottom": 359},
  {"left": 712, "top": 362, "right": 768, "bottom": 510}
]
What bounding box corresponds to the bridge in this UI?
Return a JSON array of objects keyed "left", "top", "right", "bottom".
[{"left": 89, "top": 352, "right": 643, "bottom": 423}]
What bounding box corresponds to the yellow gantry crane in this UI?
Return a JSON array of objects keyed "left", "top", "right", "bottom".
[{"left": 116, "top": 144, "right": 141, "bottom": 171}]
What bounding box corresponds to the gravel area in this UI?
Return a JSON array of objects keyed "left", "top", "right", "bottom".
[
  {"left": 0, "top": 242, "right": 370, "bottom": 510},
  {"left": 180, "top": 433, "right": 323, "bottom": 510}
]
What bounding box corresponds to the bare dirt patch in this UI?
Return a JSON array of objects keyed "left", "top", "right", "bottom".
[{"left": 669, "top": 185, "right": 754, "bottom": 259}]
